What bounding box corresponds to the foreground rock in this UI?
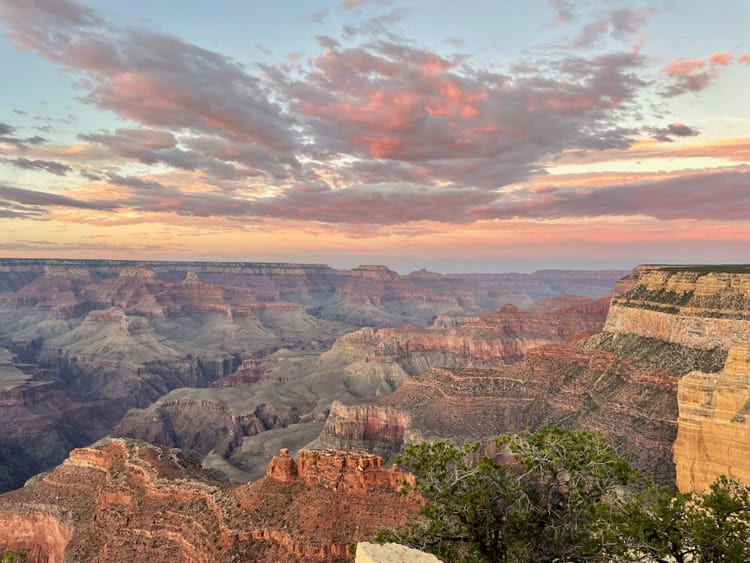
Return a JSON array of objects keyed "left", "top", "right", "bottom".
[
  {"left": 0, "top": 439, "right": 417, "bottom": 562},
  {"left": 355, "top": 542, "right": 442, "bottom": 562}
]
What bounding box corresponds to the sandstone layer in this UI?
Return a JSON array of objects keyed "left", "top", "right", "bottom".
[
  {"left": 674, "top": 342, "right": 750, "bottom": 491},
  {"left": 0, "top": 439, "right": 417, "bottom": 562}
]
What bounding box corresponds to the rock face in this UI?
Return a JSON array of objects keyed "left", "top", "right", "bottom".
[
  {"left": 267, "top": 448, "right": 413, "bottom": 493},
  {"left": 0, "top": 439, "right": 418, "bottom": 562},
  {"left": 604, "top": 266, "right": 750, "bottom": 350},
  {"left": 674, "top": 342, "right": 750, "bottom": 491},
  {"left": 315, "top": 401, "right": 417, "bottom": 458},
  {"left": 0, "top": 512, "right": 71, "bottom": 563},
  {"left": 599, "top": 265, "right": 750, "bottom": 490}
]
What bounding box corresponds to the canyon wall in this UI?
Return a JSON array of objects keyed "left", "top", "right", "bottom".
[
  {"left": 601, "top": 266, "right": 750, "bottom": 490},
  {"left": 604, "top": 266, "right": 750, "bottom": 349},
  {"left": 674, "top": 342, "right": 750, "bottom": 491}
]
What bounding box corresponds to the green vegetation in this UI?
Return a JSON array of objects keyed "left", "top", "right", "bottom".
[
  {"left": 659, "top": 265, "right": 750, "bottom": 274},
  {"left": 378, "top": 427, "right": 750, "bottom": 563},
  {"left": 624, "top": 286, "right": 695, "bottom": 307},
  {"left": 589, "top": 332, "right": 727, "bottom": 375},
  {"left": 0, "top": 551, "right": 26, "bottom": 563}
]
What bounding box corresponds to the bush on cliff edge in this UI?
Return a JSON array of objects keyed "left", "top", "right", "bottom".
[{"left": 377, "top": 427, "right": 750, "bottom": 563}]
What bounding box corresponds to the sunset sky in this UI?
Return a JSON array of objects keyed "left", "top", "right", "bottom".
[{"left": 0, "top": 0, "right": 748, "bottom": 273}]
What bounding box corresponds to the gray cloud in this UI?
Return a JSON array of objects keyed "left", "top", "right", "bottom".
[
  {"left": 646, "top": 122, "right": 700, "bottom": 142},
  {"left": 573, "top": 8, "right": 656, "bottom": 47},
  {"left": 2, "top": 157, "right": 72, "bottom": 175}
]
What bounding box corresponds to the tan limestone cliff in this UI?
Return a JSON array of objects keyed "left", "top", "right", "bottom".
[
  {"left": 604, "top": 267, "right": 750, "bottom": 350},
  {"left": 674, "top": 342, "right": 750, "bottom": 491}
]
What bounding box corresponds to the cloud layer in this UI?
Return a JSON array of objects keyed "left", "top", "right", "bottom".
[{"left": 0, "top": 0, "right": 747, "bottom": 238}]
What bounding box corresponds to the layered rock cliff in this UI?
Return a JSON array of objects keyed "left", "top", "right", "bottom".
[
  {"left": 604, "top": 266, "right": 750, "bottom": 350},
  {"left": 674, "top": 342, "right": 750, "bottom": 491},
  {"left": 321, "top": 298, "right": 609, "bottom": 398},
  {"left": 0, "top": 439, "right": 417, "bottom": 562}
]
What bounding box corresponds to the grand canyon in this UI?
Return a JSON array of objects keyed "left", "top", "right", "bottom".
[
  {"left": 1, "top": 0, "right": 747, "bottom": 559},
  {"left": 0, "top": 260, "right": 749, "bottom": 560}
]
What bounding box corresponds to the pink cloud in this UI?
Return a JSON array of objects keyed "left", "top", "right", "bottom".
[
  {"left": 661, "top": 56, "right": 718, "bottom": 96},
  {"left": 573, "top": 8, "right": 656, "bottom": 47},
  {"left": 5, "top": 0, "right": 740, "bottom": 232},
  {"left": 662, "top": 57, "right": 706, "bottom": 75},
  {"left": 738, "top": 54, "right": 750, "bottom": 64},
  {"left": 709, "top": 52, "right": 733, "bottom": 65}
]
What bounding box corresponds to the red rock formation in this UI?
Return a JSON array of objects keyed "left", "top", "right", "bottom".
[
  {"left": 266, "top": 448, "right": 298, "bottom": 482},
  {"left": 266, "top": 447, "right": 412, "bottom": 493},
  {"left": 0, "top": 439, "right": 418, "bottom": 562},
  {"left": 0, "top": 512, "right": 71, "bottom": 563},
  {"left": 327, "top": 297, "right": 609, "bottom": 371}
]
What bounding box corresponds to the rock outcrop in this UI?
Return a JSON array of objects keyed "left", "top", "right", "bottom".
[
  {"left": 267, "top": 448, "right": 413, "bottom": 493},
  {"left": 0, "top": 439, "right": 418, "bottom": 562},
  {"left": 355, "top": 542, "right": 442, "bottom": 563},
  {"left": 674, "top": 342, "right": 750, "bottom": 491}
]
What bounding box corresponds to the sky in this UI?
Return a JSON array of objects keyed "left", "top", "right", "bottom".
[{"left": 0, "top": 0, "right": 748, "bottom": 273}]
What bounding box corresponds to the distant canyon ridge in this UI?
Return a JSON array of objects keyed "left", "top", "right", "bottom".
[{"left": 0, "top": 258, "right": 624, "bottom": 492}]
